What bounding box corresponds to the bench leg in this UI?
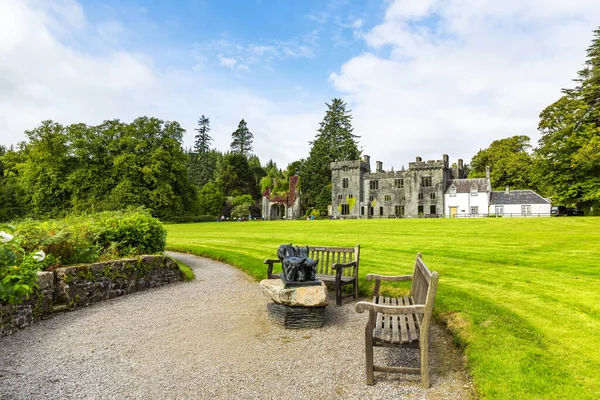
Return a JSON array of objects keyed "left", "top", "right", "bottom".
[
  {"left": 354, "top": 279, "right": 359, "bottom": 301},
  {"left": 365, "top": 326, "right": 374, "bottom": 385},
  {"left": 420, "top": 340, "right": 430, "bottom": 388},
  {"left": 335, "top": 270, "right": 343, "bottom": 306}
]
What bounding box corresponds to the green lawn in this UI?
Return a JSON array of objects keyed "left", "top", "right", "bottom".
[{"left": 165, "top": 218, "right": 600, "bottom": 399}]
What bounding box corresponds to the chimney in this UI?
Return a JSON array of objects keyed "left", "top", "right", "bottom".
[
  {"left": 458, "top": 159, "right": 463, "bottom": 170},
  {"left": 485, "top": 166, "right": 490, "bottom": 181},
  {"left": 363, "top": 155, "right": 371, "bottom": 172},
  {"left": 443, "top": 154, "right": 449, "bottom": 167},
  {"left": 416, "top": 156, "right": 422, "bottom": 162},
  {"left": 505, "top": 186, "right": 510, "bottom": 194},
  {"left": 376, "top": 161, "right": 383, "bottom": 173}
]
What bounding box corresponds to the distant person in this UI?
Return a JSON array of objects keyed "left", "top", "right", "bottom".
[{"left": 221, "top": 215, "right": 225, "bottom": 222}]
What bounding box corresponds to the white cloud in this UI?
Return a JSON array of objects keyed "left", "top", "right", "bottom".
[
  {"left": 330, "top": 0, "right": 600, "bottom": 169},
  {"left": 218, "top": 55, "right": 238, "bottom": 69},
  {"left": 352, "top": 18, "right": 364, "bottom": 29}
]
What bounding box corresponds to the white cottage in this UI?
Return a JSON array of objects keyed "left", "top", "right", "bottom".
[
  {"left": 444, "top": 178, "right": 491, "bottom": 217},
  {"left": 489, "top": 189, "right": 551, "bottom": 216}
]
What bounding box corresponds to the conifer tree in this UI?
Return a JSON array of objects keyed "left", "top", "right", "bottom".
[
  {"left": 230, "top": 119, "right": 253, "bottom": 156},
  {"left": 301, "top": 98, "right": 361, "bottom": 208},
  {"left": 192, "top": 115, "right": 214, "bottom": 187}
]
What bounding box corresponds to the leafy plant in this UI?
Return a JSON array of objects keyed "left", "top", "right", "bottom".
[{"left": 0, "top": 224, "right": 45, "bottom": 304}]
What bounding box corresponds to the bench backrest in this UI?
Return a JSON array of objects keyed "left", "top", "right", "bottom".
[
  {"left": 307, "top": 245, "right": 361, "bottom": 277},
  {"left": 410, "top": 253, "right": 439, "bottom": 325}
]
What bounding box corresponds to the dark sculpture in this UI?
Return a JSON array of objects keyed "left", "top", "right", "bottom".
[{"left": 277, "top": 244, "right": 319, "bottom": 287}]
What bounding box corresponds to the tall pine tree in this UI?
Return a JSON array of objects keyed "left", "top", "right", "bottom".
[
  {"left": 230, "top": 119, "right": 253, "bottom": 156},
  {"left": 301, "top": 98, "right": 361, "bottom": 208},
  {"left": 191, "top": 115, "right": 214, "bottom": 187},
  {"left": 194, "top": 115, "right": 212, "bottom": 154}
]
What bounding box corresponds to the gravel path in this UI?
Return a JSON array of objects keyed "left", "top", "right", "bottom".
[{"left": 0, "top": 252, "right": 473, "bottom": 399}]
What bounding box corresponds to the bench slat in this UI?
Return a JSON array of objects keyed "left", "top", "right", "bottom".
[
  {"left": 324, "top": 251, "right": 330, "bottom": 275},
  {"left": 398, "top": 297, "right": 409, "bottom": 343},
  {"left": 374, "top": 296, "right": 384, "bottom": 339},
  {"left": 391, "top": 297, "right": 401, "bottom": 344},
  {"left": 404, "top": 296, "right": 418, "bottom": 342}
]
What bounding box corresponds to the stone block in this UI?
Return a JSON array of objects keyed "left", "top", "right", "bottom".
[
  {"left": 37, "top": 272, "right": 54, "bottom": 290},
  {"left": 260, "top": 279, "right": 328, "bottom": 307}
]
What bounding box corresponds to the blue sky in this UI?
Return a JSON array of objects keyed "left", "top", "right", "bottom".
[{"left": 1, "top": 0, "right": 599, "bottom": 169}]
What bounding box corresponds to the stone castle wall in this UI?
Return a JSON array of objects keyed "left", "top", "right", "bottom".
[
  {"left": 0, "top": 256, "right": 182, "bottom": 337},
  {"left": 331, "top": 155, "right": 461, "bottom": 218}
]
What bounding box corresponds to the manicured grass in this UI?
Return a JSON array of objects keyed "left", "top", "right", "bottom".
[
  {"left": 171, "top": 258, "right": 195, "bottom": 281},
  {"left": 165, "top": 218, "right": 600, "bottom": 399}
]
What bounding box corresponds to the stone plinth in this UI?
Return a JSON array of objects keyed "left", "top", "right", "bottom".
[
  {"left": 260, "top": 279, "right": 328, "bottom": 329},
  {"left": 260, "top": 279, "right": 328, "bottom": 307}
]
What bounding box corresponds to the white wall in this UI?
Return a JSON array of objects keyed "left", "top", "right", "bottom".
[
  {"left": 444, "top": 192, "right": 489, "bottom": 217},
  {"left": 490, "top": 203, "right": 551, "bottom": 216}
]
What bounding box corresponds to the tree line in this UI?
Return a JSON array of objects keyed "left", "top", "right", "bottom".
[{"left": 0, "top": 100, "right": 361, "bottom": 222}]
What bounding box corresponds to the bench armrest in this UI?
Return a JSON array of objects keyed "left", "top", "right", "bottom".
[
  {"left": 366, "top": 274, "right": 412, "bottom": 282},
  {"left": 331, "top": 261, "right": 357, "bottom": 270},
  {"left": 355, "top": 301, "right": 425, "bottom": 315},
  {"left": 264, "top": 259, "right": 281, "bottom": 278}
]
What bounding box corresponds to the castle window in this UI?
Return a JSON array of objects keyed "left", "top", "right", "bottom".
[
  {"left": 348, "top": 194, "right": 354, "bottom": 199},
  {"left": 422, "top": 177, "right": 432, "bottom": 187},
  {"left": 342, "top": 166, "right": 348, "bottom": 172},
  {"left": 341, "top": 204, "right": 350, "bottom": 215},
  {"left": 430, "top": 192, "right": 436, "bottom": 200},
  {"left": 395, "top": 205, "right": 405, "bottom": 216},
  {"left": 384, "top": 194, "right": 392, "bottom": 201},
  {"left": 342, "top": 178, "right": 349, "bottom": 189},
  {"left": 369, "top": 195, "right": 374, "bottom": 202},
  {"left": 394, "top": 178, "right": 404, "bottom": 188},
  {"left": 430, "top": 205, "right": 437, "bottom": 214},
  {"left": 418, "top": 192, "right": 424, "bottom": 200},
  {"left": 338, "top": 194, "right": 343, "bottom": 201},
  {"left": 379, "top": 207, "right": 384, "bottom": 216},
  {"left": 369, "top": 180, "right": 379, "bottom": 190},
  {"left": 449, "top": 185, "right": 457, "bottom": 197},
  {"left": 471, "top": 206, "right": 479, "bottom": 215},
  {"left": 401, "top": 194, "right": 406, "bottom": 201},
  {"left": 470, "top": 185, "right": 478, "bottom": 196},
  {"left": 418, "top": 206, "right": 424, "bottom": 215}
]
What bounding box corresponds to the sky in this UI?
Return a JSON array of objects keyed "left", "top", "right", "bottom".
[{"left": 1, "top": 0, "right": 599, "bottom": 170}]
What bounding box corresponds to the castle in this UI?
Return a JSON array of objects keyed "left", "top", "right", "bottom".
[{"left": 330, "top": 154, "right": 550, "bottom": 218}]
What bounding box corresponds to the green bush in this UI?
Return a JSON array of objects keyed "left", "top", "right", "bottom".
[
  {"left": 16, "top": 217, "right": 101, "bottom": 269},
  {"left": 94, "top": 209, "right": 166, "bottom": 256},
  {"left": 14, "top": 209, "right": 166, "bottom": 269}
]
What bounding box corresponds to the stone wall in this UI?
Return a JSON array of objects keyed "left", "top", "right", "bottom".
[{"left": 0, "top": 256, "right": 182, "bottom": 337}]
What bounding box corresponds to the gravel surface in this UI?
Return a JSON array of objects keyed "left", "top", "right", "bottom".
[{"left": 0, "top": 252, "right": 474, "bottom": 399}]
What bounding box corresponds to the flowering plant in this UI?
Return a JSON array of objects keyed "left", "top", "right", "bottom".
[{"left": 0, "top": 224, "right": 45, "bottom": 304}]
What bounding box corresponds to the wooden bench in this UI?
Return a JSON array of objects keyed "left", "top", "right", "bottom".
[
  {"left": 265, "top": 244, "right": 361, "bottom": 306},
  {"left": 355, "top": 253, "right": 439, "bottom": 387}
]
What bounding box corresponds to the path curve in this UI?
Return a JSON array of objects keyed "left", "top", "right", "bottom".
[{"left": 0, "top": 252, "right": 473, "bottom": 399}]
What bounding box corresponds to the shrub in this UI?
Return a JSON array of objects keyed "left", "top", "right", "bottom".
[
  {"left": 230, "top": 204, "right": 251, "bottom": 219},
  {"left": 0, "top": 224, "right": 45, "bottom": 304},
  {"left": 13, "top": 209, "right": 167, "bottom": 269},
  {"left": 94, "top": 209, "right": 167, "bottom": 256}
]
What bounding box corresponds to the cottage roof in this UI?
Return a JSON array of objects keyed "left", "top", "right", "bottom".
[
  {"left": 490, "top": 190, "right": 551, "bottom": 205},
  {"left": 446, "top": 178, "right": 489, "bottom": 193}
]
